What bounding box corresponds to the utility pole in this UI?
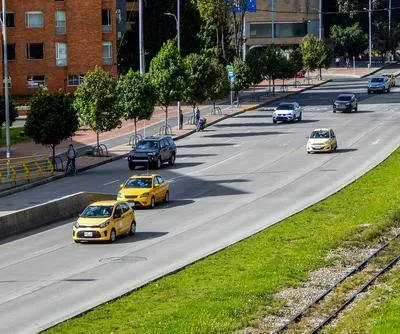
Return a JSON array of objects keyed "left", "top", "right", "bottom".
[
  {"left": 138, "top": 0, "right": 145, "bottom": 74},
  {"left": 318, "top": 0, "right": 323, "bottom": 40},
  {"left": 368, "top": 0, "right": 372, "bottom": 68},
  {"left": 389, "top": 0, "right": 392, "bottom": 36},
  {"left": 271, "top": 0, "right": 275, "bottom": 43},
  {"left": 177, "top": 0, "right": 181, "bottom": 130},
  {"left": 1, "top": 0, "right": 11, "bottom": 159}
]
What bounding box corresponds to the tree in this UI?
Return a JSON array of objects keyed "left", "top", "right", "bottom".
[
  {"left": 261, "top": 45, "right": 288, "bottom": 95},
  {"left": 149, "top": 40, "right": 186, "bottom": 128},
  {"left": 330, "top": 23, "right": 368, "bottom": 58},
  {"left": 24, "top": 89, "right": 79, "bottom": 164},
  {"left": 300, "top": 35, "right": 331, "bottom": 81},
  {"left": 0, "top": 97, "right": 18, "bottom": 137},
  {"left": 183, "top": 53, "right": 213, "bottom": 112},
  {"left": 74, "top": 66, "right": 121, "bottom": 155},
  {"left": 246, "top": 47, "right": 265, "bottom": 90},
  {"left": 205, "top": 58, "right": 230, "bottom": 111},
  {"left": 231, "top": 57, "right": 250, "bottom": 101},
  {"left": 118, "top": 70, "right": 157, "bottom": 144}
]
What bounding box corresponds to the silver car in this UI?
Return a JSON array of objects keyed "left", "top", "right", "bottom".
[{"left": 272, "top": 102, "right": 302, "bottom": 123}]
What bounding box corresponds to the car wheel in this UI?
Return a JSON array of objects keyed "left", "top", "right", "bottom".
[
  {"left": 109, "top": 229, "right": 116, "bottom": 243},
  {"left": 298, "top": 112, "right": 302, "bottom": 121},
  {"left": 129, "top": 221, "right": 136, "bottom": 236},
  {"left": 273, "top": 119, "right": 277, "bottom": 124},
  {"left": 155, "top": 157, "right": 162, "bottom": 169},
  {"left": 74, "top": 239, "right": 80, "bottom": 243},
  {"left": 128, "top": 162, "right": 135, "bottom": 170},
  {"left": 368, "top": 90, "right": 371, "bottom": 94},
  {"left": 149, "top": 196, "right": 155, "bottom": 208},
  {"left": 169, "top": 153, "right": 175, "bottom": 166},
  {"left": 333, "top": 109, "right": 336, "bottom": 113},
  {"left": 354, "top": 104, "right": 358, "bottom": 112},
  {"left": 163, "top": 191, "right": 169, "bottom": 203}
]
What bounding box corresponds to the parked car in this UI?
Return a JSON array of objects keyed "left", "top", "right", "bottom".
[
  {"left": 381, "top": 73, "right": 396, "bottom": 87},
  {"left": 72, "top": 200, "right": 136, "bottom": 243},
  {"left": 307, "top": 128, "right": 337, "bottom": 153},
  {"left": 333, "top": 94, "right": 358, "bottom": 113},
  {"left": 117, "top": 174, "right": 170, "bottom": 208},
  {"left": 128, "top": 135, "right": 176, "bottom": 170},
  {"left": 368, "top": 76, "right": 390, "bottom": 94},
  {"left": 272, "top": 102, "right": 302, "bottom": 123}
]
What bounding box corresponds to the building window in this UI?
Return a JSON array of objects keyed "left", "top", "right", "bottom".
[
  {"left": 55, "top": 10, "right": 66, "bottom": 34},
  {"left": 102, "top": 41, "right": 112, "bottom": 65},
  {"left": 27, "top": 75, "right": 45, "bottom": 88},
  {"left": 6, "top": 13, "right": 15, "bottom": 27},
  {"left": 26, "top": 12, "right": 44, "bottom": 28},
  {"left": 56, "top": 42, "right": 67, "bottom": 66},
  {"left": 27, "top": 43, "right": 44, "bottom": 59},
  {"left": 7, "top": 44, "right": 16, "bottom": 60},
  {"left": 102, "top": 9, "right": 112, "bottom": 33},
  {"left": 67, "top": 74, "right": 84, "bottom": 87}
]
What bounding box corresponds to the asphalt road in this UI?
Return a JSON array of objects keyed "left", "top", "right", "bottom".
[{"left": 1, "top": 75, "right": 400, "bottom": 333}]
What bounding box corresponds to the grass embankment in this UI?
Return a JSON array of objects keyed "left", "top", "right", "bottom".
[
  {"left": 325, "top": 266, "right": 400, "bottom": 334},
  {"left": 0, "top": 127, "right": 30, "bottom": 146},
  {"left": 45, "top": 150, "right": 400, "bottom": 334}
]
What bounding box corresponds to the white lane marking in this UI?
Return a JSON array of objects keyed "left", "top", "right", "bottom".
[
  {"left": 103, "top": 179, "right": 120, "bottom": 186},
  {"left": 372, "top": 139, "right": 380, "bottom": 145},
  {"left": 168, "top": 153, "right": 242, "bottom": 182}
]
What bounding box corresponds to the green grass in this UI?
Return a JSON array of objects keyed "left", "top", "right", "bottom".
[
  {"left": 0, "top": 127, "right": 31, "bottom": 146},
  {"left": 325, "top": 266, "right": 400, "bottom": 334},
  {"left": 44, "top": 150, "right": 400, "bottom": 334}
]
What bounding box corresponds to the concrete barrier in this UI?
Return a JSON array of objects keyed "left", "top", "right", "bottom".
[{"left": 0, "top": 192, "right": 115, "bottom": 240}]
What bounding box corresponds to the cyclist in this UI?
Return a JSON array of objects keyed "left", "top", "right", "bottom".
[{"left": 66, "top": 144, "right": 77, "bottom": 176}]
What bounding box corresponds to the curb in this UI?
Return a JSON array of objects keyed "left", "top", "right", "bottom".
[{"left": 0, "top": 79, "right": 331, "bottom": 199}]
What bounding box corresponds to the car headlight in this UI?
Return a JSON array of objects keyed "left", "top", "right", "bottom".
[
  {"left": 74, "top": 222, "right": 80, "bottom": 228},
  {"left": 140, "top": 192, "right": 150, "bottom": 198},
  {"left": 99, "top": 220, "right": 110, "bottom": 228},
  {"left": 117, "top": 192, "right": 124, "bottom": 199}
]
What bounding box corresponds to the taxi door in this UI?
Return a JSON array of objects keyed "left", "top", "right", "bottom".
[
  {"left": 120, "top": 203, "right": 133, "bottom": 233},
  {"left": 113, "top": 205, "right": 124, "bottom": 236}
]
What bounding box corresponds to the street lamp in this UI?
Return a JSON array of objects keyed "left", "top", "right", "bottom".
[
  {"left": 164, "top": 0, "right": 182, "bottom": 130},
  {"left": 363, "top": 0, "right": 372, "bottom": 68},
  {"left": 138, "top": 0, "right": 145, "bottom": 74},
  {"left": 1, "top": 0, "right": 11, "bottom": 159}
]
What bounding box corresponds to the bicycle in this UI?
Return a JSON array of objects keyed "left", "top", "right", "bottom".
[{"left": 65, "top": 159, "right": 76, "bottom": 176}]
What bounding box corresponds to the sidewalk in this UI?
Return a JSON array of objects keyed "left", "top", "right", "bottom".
[{"left": 0, "top": 64, "right": 386, "bottom": 194}]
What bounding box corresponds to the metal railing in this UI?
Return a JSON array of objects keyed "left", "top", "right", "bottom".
[
  {"left": 0, "top": 155, "right": 54, "bottom": 185},
  {"left": 129, "top": 133, "right": 143, "bottom": 147},
  {"left": 158, "top": 125, "right": 172, "bottom": 135}
]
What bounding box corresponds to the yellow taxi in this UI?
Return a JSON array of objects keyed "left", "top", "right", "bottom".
[
  {"left": 72, "top": 200, "right": 136, "bottom": 243},
  {"left": 382, "top": 73, "right": 396, "bottom": 87},
  {"left": 117, "top": 174, "right": 170, "bottom": 208},
  {"left": 307, "top": 128, "right": 337, "bottom": 153}
]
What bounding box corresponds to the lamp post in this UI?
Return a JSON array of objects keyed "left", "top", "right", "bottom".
[
  {"left": 138, "top": 0, "right": 145, "bottom": 74},
  {"left": 165, "top": 0, "right": 182, "bottom": 130},
  {"left": 364, "top": 1, "right": 372, "bottom": 68},
  {"left": 271, "top": 0, "right": 275, "bottom": 43},
  {"left": 1, "top": 0, "right": 11, "bottom": 159},
  {"left": 318, "top": 0, "right": 323, "bottom": 40},
  {"left": 389, "top": 0, "right": 392, "bottom": 37}
]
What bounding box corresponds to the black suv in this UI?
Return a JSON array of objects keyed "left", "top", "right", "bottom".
[
  {"left": 333, "top": 94, "right": 358, "bottom": 113},
  {"left": 128, "top": 136, "right": 177, "bottom": 170}
]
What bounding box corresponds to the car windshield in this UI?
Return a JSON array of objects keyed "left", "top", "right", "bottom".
[
  {"left": 336, "top": 95, "right": 352, "bottom": 101},
  {"left": 81, "top": 205, "right": 113, "bottom": 218},
  {"left": 310, "top": 130, "right": 330, "bottom": 139},
  {"left": 125, "top": 178, "right": 153, "bottom": 188},
  {"left": 136, "top": 140, "right": 159, "bottom": 150},
  {"left": 371, "top": 78, "right": 384, "bottom": 83},
  {"left": 276, "top": 104, "right": 294, "bottom": 110}
]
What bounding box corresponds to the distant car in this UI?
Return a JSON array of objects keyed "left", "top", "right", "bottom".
[
  {"left": 381, "top": 73, "right": 396, "bottom": 87},
  {"left": 307, "top": 128, "right": 337, "bottom": 153},
  {"left": 333, "top": 94, "right": 358, "bottom": 113},
  {"left": 72, "top": 200, "right": 136, "bottom": 243},
  {"left": 368, "top": 76, "right": 390, "bottom": 94},
  {"left": 128, "top": 135, "right": 177, "bottom": 170},
  {"left": 117, "top": 174, "right": 170, "bottom": 208},
  {"left": 272, "top": 102, "right": 302, "bottom": 123}
]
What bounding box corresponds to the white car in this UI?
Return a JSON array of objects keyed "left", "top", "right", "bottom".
[{"left": 272, "top": 102, "right": 302, "bottom": 123}]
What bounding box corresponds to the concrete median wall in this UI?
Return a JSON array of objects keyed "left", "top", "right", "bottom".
[{"left": 0, "top": 192, "right": 115, "bottom": 240}]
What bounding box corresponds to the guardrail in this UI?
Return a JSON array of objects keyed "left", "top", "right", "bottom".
[{"left": 0, "top": 155, "right": 54, "bottom": 185}]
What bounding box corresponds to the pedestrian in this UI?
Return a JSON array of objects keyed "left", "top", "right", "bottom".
[
  {"left": 179, "top": 108, "right": 183, "bottom": 130},
  {"left": 195, "top": 107, "right": 200, "bottom": 127},
  {"left": 335, "top": 57, "right": 340, "bottom": 67},
  {"left": 66, "top": 143, "right": 77, "bottom": 175},
  {"left": 346, "top": 57, "right": 350, "bottom": 69}
]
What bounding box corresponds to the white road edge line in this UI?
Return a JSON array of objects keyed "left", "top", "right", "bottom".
[
  {"left": 372, "top": 139, "right": 380, "bottom": 145},
  {"left": 103, "top": 179, "right": 120, "bottom": 186}
]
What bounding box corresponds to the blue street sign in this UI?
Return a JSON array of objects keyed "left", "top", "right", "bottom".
[{"left": 232, "top": 0, "right": 257, "bottom": 13}]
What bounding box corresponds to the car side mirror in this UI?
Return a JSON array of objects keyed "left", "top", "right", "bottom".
[{"left": 154, "top": 184, "right": 160, "bottom": 188}]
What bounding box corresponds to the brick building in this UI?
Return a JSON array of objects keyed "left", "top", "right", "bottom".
[
  {"left": 245, "top": 0, "right": 319, "bottom": 51},
  {"left": 0, "top": 0, "right": 127, "bottom": 97}
]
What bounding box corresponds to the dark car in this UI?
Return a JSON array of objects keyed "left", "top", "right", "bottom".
[
  {"left": 333, "top": 94, "right": 358, "bottom": 113},
  {"left": 128, "top": 136, "right": 177, "bottom": 170}
]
